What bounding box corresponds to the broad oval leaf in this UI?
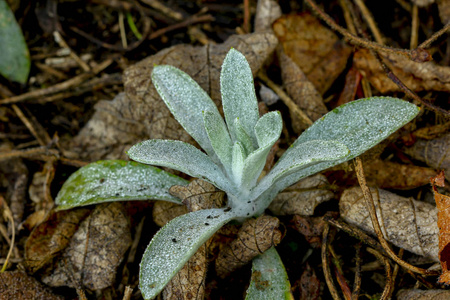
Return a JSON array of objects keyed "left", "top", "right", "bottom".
[
  {"left": 231, "top": 141, "right": 246, "bottom": 186},
  {"left": 55, "top": 160, "right": 188, "bottom": 210},
  {"left": 245, "top": 247, "right": 293, "bottom": 300},
  {"left": 139, "top": 208, "right": 236, "bottom": 300},
  {"left": 128, "top": 139, "right": 235, "bottom": 193},
  {"left": 254, "top": 111, "right": 282, "bottom": 148},
  {"left": 261, "top": 140, "right": 349, "bottom": 186},
  {"left": 152, "top": 65, "right": 222, "bottom": 161},
  {"left": 253, "top": 97, "right": 419, "bottom": 214},
  {"left": 0, "top": 0, "right": 30, "bottom": 83},
  {"left": 221, "top": 49, "right": 259, "bottom": 145},
  {"left": 203, "top": 110, "right": 233, "bottom": 171}
]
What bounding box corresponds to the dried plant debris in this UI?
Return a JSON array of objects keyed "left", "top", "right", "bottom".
[
  {"left": 70, "top": 32, "right": 278, "bottom": 161},
  {"left": 254, "top": 0, "right": 282, "bottom": 33},
  {"left": 279, "top": 50, "right": 327, "bottom": 133},
  {"left": 404, "top": 133, "right": 450, "bottom": 181},
  {"left": 362, "top": 159, "right": 437, "bottom": 190},
  {"left": 0, "top": 270, "right": 63, "bottom": 300},
  {"left": 291, "top": 215, "right": 328, "bottom": 248},
  {"left": 25, "top": 208, "right": 90, "bottom": 274},
  {"left": 295, "top": 263, "right": 320, "bottom": 300},
  {"left": 42, "top": 203, "right": 131, "bottom": 290},
  {"left": 215, "top": 215, "right": 282, "bottom": 278},
  {"left": 273, "top": 13, "right": 352, "bottom": 94},
  {"left": 269, "top": 174, "right": 334, "bottom": 216},
  {"left": 354, "top": 48, "right": 450, "bottom": 93},
  {"left": 340, "top": 187, "right": 439, "bottom": 262},
  {"left": 170, "top": 179, "right": 226, "bottom": 212},
  {"left": 152, "top": 201, "right": 188, "bottom": 227},
  {"left": 397, "top": 289, "right": 450, "bottom": 299},
  {"left": 431, "top": 171, "right": 450, "bottom": 284}
]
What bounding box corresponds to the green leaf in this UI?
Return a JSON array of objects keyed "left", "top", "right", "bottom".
[
  {"left": 55, "top": 160, "right": 188, "bottom": 210},
  {"left": 240, "top": 111, "right": 282, "bottom": 189},
  {"left": 231, "top": 141, "right": 245, "bottom": 186},
  {"left": 245, "top": 247, "right": 293, "bottom": 300},
  {"left": 128, "top": 139, "right": 235, "bottom": 193},
  {"left": 203, "top": 110, "right": 233, "bottom": 171},
  {"left": 261, "top": 140, "right": 349, "bottom": 186},
  {"left": 221, "top": 49, "right": 259, "bottom": 145},
  {"left": 253, "top": 97, "right": 419, "bottom": 213},
  {"left": 139, "top": 208, "right": 236, "bottom": 300},
  {"left": 0, "top": 0, "right": 30, "bottom": 83},
  {"left": 152, "top": 65, "right": 222, "bottom": 162},
  {"left": 234, "top": 117, "right": 255, "bottom": 155}
]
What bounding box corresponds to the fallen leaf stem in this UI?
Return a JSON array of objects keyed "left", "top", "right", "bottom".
[
  {"left": 366, "top": 247, "right": 393, "bottom": 300},
  {"left": 354, "top": 157, "right": 439, "bottom": 276},
  {"left": 321, "top": 223, "right": 341, "bottom": 300}
]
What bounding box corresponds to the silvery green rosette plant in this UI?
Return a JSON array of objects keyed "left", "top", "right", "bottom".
[{"left": 55, "top": 49, "right": 419, "bottom": 299}]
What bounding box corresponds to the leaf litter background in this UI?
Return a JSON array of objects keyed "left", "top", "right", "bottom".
[{"left": 1, "top": 0, "right": 450, "bottom": 299}]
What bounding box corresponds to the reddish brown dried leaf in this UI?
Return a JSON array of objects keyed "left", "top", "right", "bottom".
[
  {"left": 363, "top": 159, "right": 437, "bottom": 190},
  {"left": 0, "top": 270, "right": 63, "bottom": 300},
  {"left": 431, "top": 172, "right": 450, "bottom": 284},
  {"left": 69, "top": 33, "right": 277, "bottom": 161},
  {"left": 215, "top": 215, "right": 282, "bottom": 278},
  {"left": 42, "top": 203, "right": 131, "bottom": 290},
  {"left": 24, "top": 208, "right": 90, "bottom": 273},
  {"left": 336, "top": 66, "right": 362, "bottom": 106},
  {"left": 273, "top": 13, "right": 352, "bottom": 94},
  {"left": 354, "top": 48, "right": 450, "bottom": 93},
  {"left": 291, "top": 215, "right": 328, "bottom": 248},
  {"left": 295, "top": 263, "right": 320, "bottom": 300}
]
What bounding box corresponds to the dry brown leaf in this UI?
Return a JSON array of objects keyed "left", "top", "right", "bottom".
[
  {"left": 170, "top": 179, "right": 226, "bottom": 212},
  {"left": 69, "top": 32, "right": 278, "bottom": 161},
  {"left": 397, "top": 289, "right": 450, "bottom": 299},
  {"left": 279, "top": 49, "right": 328, "bottom": 133},
  {"left": 273, "top": 13, "right": 352, "bottom": 94},
  {"left": 215, "top": 215, "right": 282, "bottom": 278},
  {"left": 291, "top": 215, "right": 328, "bottom": 248},
  {"left": 152, "top": 201, "right": 188, "bottom": 227},
  {"left": 404, "top": 132, "right": 450, "bottom": 181},
  {"left": 354, "top": 48, "right": 450, "bottom": 93},
  {"left": 363, "top": 159, "right": 437, "bottom": 190},
  {"left": 340, "top": 187, "right": 439, "bottom": 262},
  {"left": 413, "top": 122, "right": 450, "bottom": 140},
  {"left": 254, "top": 0, "right": 282, "bottom": 33},
  {"left": 269, "top": 174, "right": 334, "bottom": 216},
  {"left": 42, "top": 202, "right": 131, "bottom": 290},
  {"left": 294, "top": 263, "right": 320, "bottom": 300},
  {"left": 0, "top": 270, "right": 63, "bottom": 300},
  {"left": 24, "top": 208, "right": 90, "bottom": 273},
  {"left": 438, "top": 0, "right": 450, "bottom": 24},
  {"left": 336, "top": 66, "right": 362, "bottom": 106},
  {"left": 431, "top": 171, "right": 450, "bottom": 284}
]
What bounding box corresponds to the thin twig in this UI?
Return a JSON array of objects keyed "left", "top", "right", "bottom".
[
  {"left": 0, "top": 197, "right": 15, "bottom": 272},
  {"left": 353, "top": 0, "right": 384, "bottom": 44},
  {"left": 122, "top": 286, "right": 133, "bottom": 300},
  {"left": 0, "top": 59, "right": 113, "bottom": 105},
  {"left": 366, "top": 247, "right": 393, "bottom": 300},
  {"left": 351, "top": 243, "right": 362, "bottom": 300},
  {"left": 418, "top": 22, "right": 450, "bottom": 49},
  {"left": 148, "top": 14, "right": 215, "bottom": 41},
  {"left": 322, "top": 223, "right": 341, "bottom": 300},
  {"left": 410, "top": 5, "right": 419, "bottom": 49},
  {"left": 354, "top": 157, "right": 439, "bottom": 276}
]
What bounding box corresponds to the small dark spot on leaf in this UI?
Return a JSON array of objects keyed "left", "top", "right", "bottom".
[
  {"left": 172, "top": 238, "right": 177, "bottom": 243},
  {"left": 224, "top": 207, "right": 232, "bottom": 212},
  {"left": 115, "top": 193, "right": 120, "bottom": 196},
  {"left": 99, "top": 178, "right": 105, "bottom": 183},
  {"left": 205, "top": 223, "right": 209, "bottom": 226},
  {"left": 247, "top": 201, "right": 251, "bottom": 203}
]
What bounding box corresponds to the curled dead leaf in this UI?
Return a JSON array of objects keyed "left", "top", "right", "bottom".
[
  {"left": 405, "top": 132, "right": 450, "bottom": 181},
  {"left": 431, "top": 171, "right": 450, "bottom": 284},
  {"left": 170, "top": 179, "right": 226, "bottom": 212},
  {"left": 340, "top": 187, "right": 439, "bottom": 262},
  {"left": 354, "top": 48, "right": 450, "bottom": 93},
  {"left": 25, "top": 208, "right": 90, "bottom": 273},
  {"left": 215, "top": 215, "right": 282, "bottom": 278},
  {"left": 269, "top": 174, "right": 334, "bottom": 216},
  {"left": 42, "top": 202, "right": 131, "bottom": 290}
]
